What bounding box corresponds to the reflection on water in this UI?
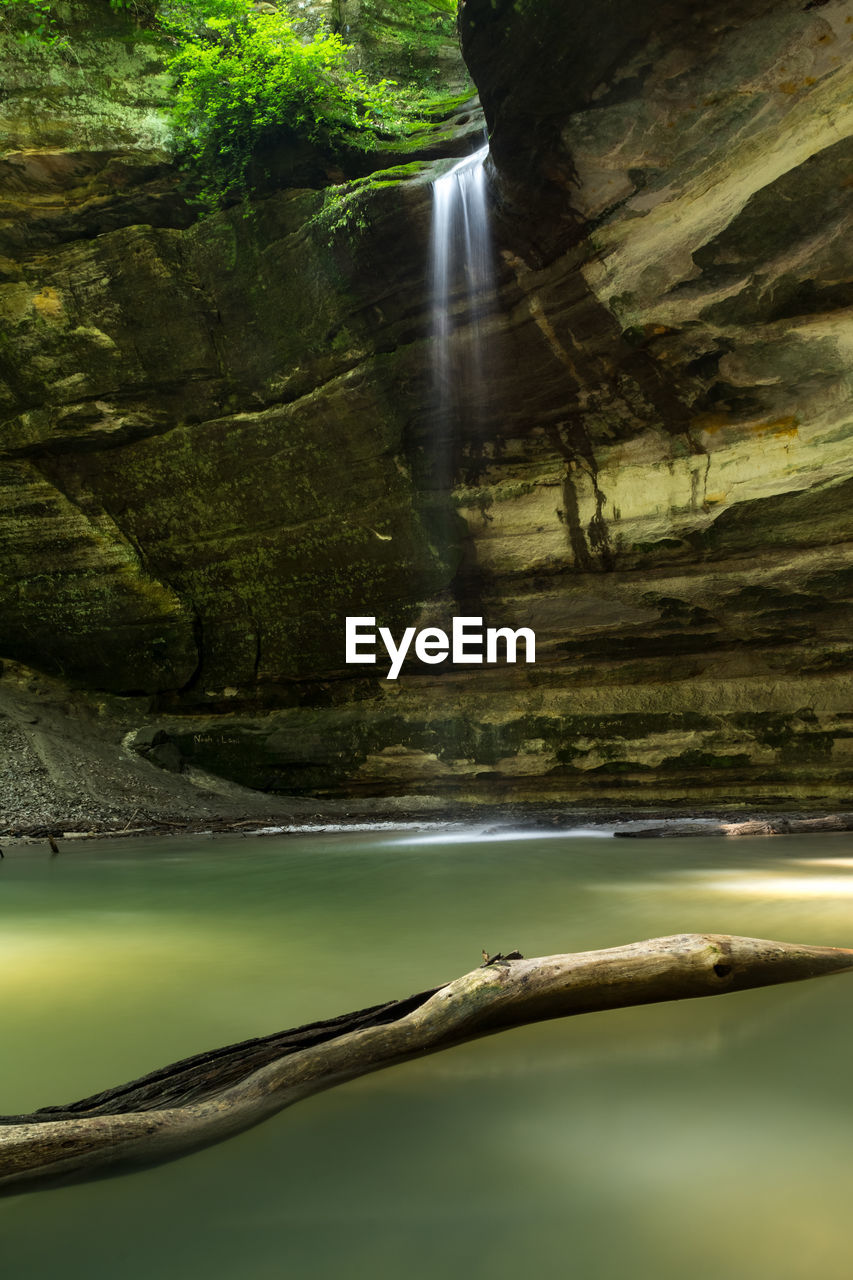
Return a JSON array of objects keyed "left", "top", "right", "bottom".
[
  {"left": 394, "top": 826, "right": 616, "bottom": 845},
  {"left": 1, "top": 830, "right": 853, "bottom": 1279},
  {"left": 700, "top": 870, "right": 853, "bottom": 897}
]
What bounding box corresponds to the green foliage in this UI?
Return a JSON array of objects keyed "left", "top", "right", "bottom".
[
  {"left": 0, "top": 0, "right": 465, "bottom": 210},
  {"left": 357, "top": 0, "right": 457, "bottom": 84},
  {"left": 0, "top": 0, "right": 60, "bottom": 44},
  {"left": 401, "top": 0, "right": 455, "bottom": 11},
  {"left": 160, "top": 1, "right": 400, "bottom": 208},
  {"left": 0, "top": 0, "right": 155, "bottom": 46}
]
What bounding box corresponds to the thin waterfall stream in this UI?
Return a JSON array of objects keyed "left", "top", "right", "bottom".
[{"left": 429, "top": 143, "right": 495, "bottom": 445}]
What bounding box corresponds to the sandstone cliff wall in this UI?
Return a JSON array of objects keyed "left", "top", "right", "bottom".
[{"left": 1, "top": 0, "right": 852, "bottom": 815}]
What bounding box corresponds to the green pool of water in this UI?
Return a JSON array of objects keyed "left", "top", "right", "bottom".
[{"left": 2, "top": 827, "right": 853, "bottom": 1279}]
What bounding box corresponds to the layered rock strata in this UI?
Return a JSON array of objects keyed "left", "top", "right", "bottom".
[{"left": 1, "top": 0, "right": 852, "bottom": 813}]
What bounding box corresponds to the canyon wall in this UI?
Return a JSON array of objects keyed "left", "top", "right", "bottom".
[{"left": 1, "top": 0, "right": 852, "bottom": 815}]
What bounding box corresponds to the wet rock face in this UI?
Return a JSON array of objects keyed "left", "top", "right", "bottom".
[
  {"left": 2, "top": 0, "right": 853, "bottom": 807},
  {"left": 1, "top": 176, "right": 451, "bottom": 694},
  {"left": 419, "top": 0, "right": 853, "bottom": 805},
  {"left": 0, "top": 2, "right": 459, "bottom": 698}
]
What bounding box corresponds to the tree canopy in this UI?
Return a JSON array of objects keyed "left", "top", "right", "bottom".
[
  {"left": 162, "top": 1, "right": 401, "bottom": 206},
  {"left": 1, "top": 0, "right": 462, "bottom": 208}
]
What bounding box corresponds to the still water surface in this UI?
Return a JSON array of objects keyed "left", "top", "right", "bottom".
[{"left": 2, "top": 828, "right": 853, "bottom": 1278}]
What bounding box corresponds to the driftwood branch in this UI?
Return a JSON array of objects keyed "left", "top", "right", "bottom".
[
  {"left": 615, "top": 814, "right": 853, "bottom": 839},
  {"left": 2, "top": 933, "right": 852, "bottom": 1197}
]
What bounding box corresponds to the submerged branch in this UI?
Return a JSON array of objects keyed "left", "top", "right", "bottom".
[{"left": 2, "top": 933, "right": 852, "bottom": 1196}]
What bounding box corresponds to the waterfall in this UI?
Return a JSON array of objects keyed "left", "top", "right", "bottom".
[{"left": 429, "top": 143, "right": 495, "bottom": 448}]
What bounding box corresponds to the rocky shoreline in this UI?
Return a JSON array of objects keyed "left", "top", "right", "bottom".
[
  {"left": 5, "top": 804, "right": 853, "bottom": 849},
  {"left": 3, "top": 661, "right": 852, "bottom": 847}
]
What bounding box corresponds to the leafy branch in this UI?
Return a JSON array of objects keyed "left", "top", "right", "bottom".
[{"left": 162, "top": 3, "right": 400, "bottom": 207}]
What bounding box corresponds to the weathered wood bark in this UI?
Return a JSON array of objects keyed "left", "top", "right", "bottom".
[
  {"left": 2, "top": 933, "right": 852, "bottom": 1197},
  {"left": 615, "top": 815, "right": 853, "bottom": 839}
]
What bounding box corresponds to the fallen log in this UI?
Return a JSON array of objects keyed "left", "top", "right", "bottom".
[
  {"left": 2, "top": 933, "right": 852, "bottom": 1197},
  {"left": 615, "top": 814, "right": 853, "bottom": 839}
]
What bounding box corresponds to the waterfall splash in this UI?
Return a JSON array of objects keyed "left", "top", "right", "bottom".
[{"left": 429, "top": 143, "right": 495, "bottom": 447}]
